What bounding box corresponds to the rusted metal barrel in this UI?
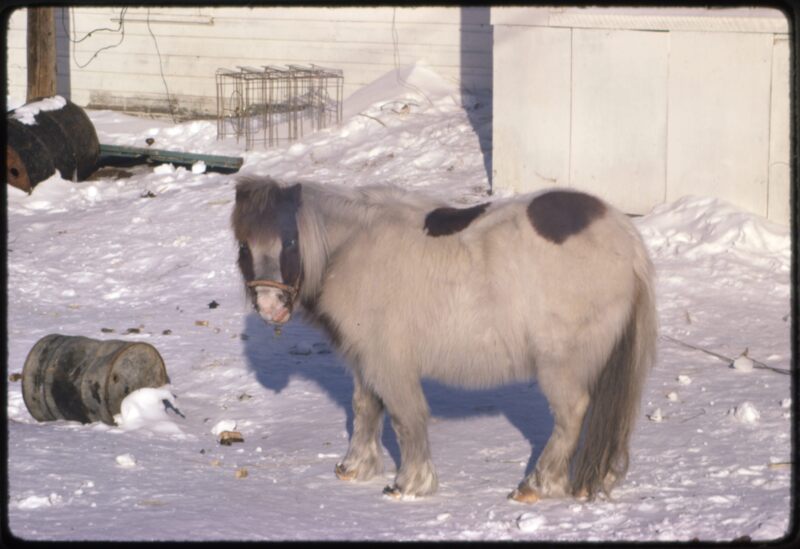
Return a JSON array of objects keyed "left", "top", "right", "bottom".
[
  {"left": 22, "top": 334, "right": 169, "bottom": 425},
  {"left": 6, "top": 97, "right": 100, "bottom": 193}
]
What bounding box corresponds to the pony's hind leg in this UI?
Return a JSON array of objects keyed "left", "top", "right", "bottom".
[
  {"left": 335, "top": 372, "right": 385, "bottom": 481},
  {"left": 510, "top": 368, "right": 590, "bottom": 503}
]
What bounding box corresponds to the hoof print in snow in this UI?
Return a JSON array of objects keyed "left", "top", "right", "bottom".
[
  {"left": 195, "top": 320, "right": 209, "bottom": 327},
  {"left": 101, "top": 327, "right": 115, "bottom": 333},
  {"left": 162, "top": 329, "right": 172, "bottom": 335},
  {"left": 8, "top": 372, "right": 22, "bottom": 382},
  {"left": 125, "top": 327, "right": 141, "bottom": 334},
  {"left": 208, "top": 300, "right": 220, "bottom": 309},
  {"left": 141, "top": 190, "right": 156, "bottom": 198},
  {"left": 235, "top": 467, "right": 248, "bottom": 479},
  {"left": 219, "top": 430, "right": 244, "bottom": 446}
]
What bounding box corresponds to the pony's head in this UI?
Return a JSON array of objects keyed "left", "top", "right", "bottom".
[{"left": 231, "top": 177, "right": 303, "bottom": 325}]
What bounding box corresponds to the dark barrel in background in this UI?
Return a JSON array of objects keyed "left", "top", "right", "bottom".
[
  {"left": 6, "top": 97, "right": 100, "bottom": 193},
  {"left": 22, "top": 334, "right": 170, "bottom": 426}
]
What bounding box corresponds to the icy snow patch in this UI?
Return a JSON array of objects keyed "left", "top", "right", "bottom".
[
  {"left": 730, "top": 402, "right": 761, "bottom": 424},
  {"left": 115, "top": 454, "right": 137, "bottom": 468},
  {"left": 211, "top": 419, "right": 237, "bottom": 436},
  {"left": 11, "top": 95, "right": 67, "bottom": 124},
  {"left": 113, "top": 386, "right": 184, "bottom": 435},
  {"left": 731, "top": 354, "right": 754, "bottom": 373},
  {"left": 517, "top": 513, "right": 547, "bottom": 533},
  {"left": 15, "top": 493, "right": 63, "bottom": 510}
]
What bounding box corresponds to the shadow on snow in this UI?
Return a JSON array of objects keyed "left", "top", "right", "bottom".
[{"left": 241, "top": 313, "right": 553, "bottom": 478}]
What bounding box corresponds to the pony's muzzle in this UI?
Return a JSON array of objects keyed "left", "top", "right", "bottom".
[{"left": 254, "top": 287, "right": 293, "bottom": 325}]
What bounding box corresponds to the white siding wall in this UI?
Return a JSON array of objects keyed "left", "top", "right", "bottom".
[
  {"left": 491, "top": 7, "right": 791, "bottom": 224},
  {"left": 6, "top": 6, "right": 492, "bottom": 117}
]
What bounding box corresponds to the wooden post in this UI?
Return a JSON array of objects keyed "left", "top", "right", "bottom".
[{"left": 27, "top": 7, "right": 57, "bottom": 101}]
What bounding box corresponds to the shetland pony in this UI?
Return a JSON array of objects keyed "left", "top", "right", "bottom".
[{"left": 231, "top": 177, "right": 657, "bottom": 502}]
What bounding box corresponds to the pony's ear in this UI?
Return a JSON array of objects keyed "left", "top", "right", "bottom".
[
  {"left": 234, "top": 177, "right": 256, "bottom": 204},
  {"left": 286, "top": 183, "right": 302, "bottom": 206},
  {"left": 235, "top": 185, "right": 248, "bottom": 204}
]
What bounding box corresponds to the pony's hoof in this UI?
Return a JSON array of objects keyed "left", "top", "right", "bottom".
[
  {"left": 382, "top": 485, "right": 402, "bottom": 499},
  {"left": 508, "top": 484, "right": 541, "bottom": 504},
  {"left": 334, "top": 463, "right": 357, "bottom": 481}
]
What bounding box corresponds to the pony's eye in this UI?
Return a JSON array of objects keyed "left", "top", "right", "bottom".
[{"left": 284, "top": 238, "right": 297, "bottom": 249}]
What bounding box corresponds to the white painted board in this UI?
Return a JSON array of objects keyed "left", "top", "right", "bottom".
[{"left": 570, "top": 28, "right": 669, "bottom": 213}]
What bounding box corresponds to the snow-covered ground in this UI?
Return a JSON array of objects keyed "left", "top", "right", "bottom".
[{"left": 5, "top": 63, "right": 794, "bottom": 542}]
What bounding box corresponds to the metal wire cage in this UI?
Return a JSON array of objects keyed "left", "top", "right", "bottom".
[{"left": 216, "top": 64, "right": 344, "bottom": 150}]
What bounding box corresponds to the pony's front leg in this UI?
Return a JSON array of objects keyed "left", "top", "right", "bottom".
[
  {"left": 380, "top": 379, "right": 438, "bottom": 498},
  {"left": 335, "top": 371, "right": 385, "bottom": 481}
]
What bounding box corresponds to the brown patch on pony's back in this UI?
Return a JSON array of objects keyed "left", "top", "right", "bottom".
[
  {"left": 526, "top": 190, "right": 606, "bottom": 244},
  {"left": 424, "top": 202, "right": 489, "bottom": 237}
]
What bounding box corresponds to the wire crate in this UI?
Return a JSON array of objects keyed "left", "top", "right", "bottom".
[{"left": 216, "top": 64, "right": 344, "bottom": 150}]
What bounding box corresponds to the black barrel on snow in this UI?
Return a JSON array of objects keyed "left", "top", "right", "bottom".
[
  {"left": 22, "top": 334, "right": 169, "bottom": 425},
  {"left": 6, "top": 97, "right": 100, "bottom": 193}
]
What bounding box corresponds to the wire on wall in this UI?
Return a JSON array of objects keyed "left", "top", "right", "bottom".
[
  {"left": 63, "top": 7, "right": 128, "bottom": 69},
  {"left": 146, "top": 8, "right": 177, "bottom": 123},
  {"left": 390, "top": 8, "right": 433, "bottom": 107}
]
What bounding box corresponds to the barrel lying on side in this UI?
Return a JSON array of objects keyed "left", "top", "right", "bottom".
[
  {"left": 6, "top": 97, "right": 100, "bottom": 193},
  {"left": 22, "top": 334, "right": 169, "bottom": 425}
]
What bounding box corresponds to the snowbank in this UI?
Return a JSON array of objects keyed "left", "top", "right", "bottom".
[{"left": 637, "top": 195, "right": 790, "bottom": 264}]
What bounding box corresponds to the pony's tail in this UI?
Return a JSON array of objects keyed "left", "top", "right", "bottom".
[{"left": 571, "top": 241, "right": 657, "bottom": 500}]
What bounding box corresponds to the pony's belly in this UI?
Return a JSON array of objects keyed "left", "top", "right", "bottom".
[{"left": 418, "top": 330, "right": 534, "bottom": 389}]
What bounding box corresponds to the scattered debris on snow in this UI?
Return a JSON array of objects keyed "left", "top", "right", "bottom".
[{"left": 219, "top": 431, "right": 245, "bottom": 446}]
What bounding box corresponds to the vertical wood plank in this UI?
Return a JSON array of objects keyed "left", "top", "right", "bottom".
[
  {"left": 666, "top": 31, "right": 773, "bottom": 216},
  {"left": 768, "top": 37, "right": 790, "bottom": 225},
  {"left": 492, "top": 25, "right": 571, "bottom": 194},
  {"left": 570, "top": 29, "right": 669, "bottom": 213},
  {"left": 27, "top": 7, "right": 57, "bottom": 101}
]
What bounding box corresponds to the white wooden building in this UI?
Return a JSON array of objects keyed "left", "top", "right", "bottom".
[
  {"left": 5, "top": 6, "right": 492, "bottom": 117},
  {"left": 5, "top": 6, "right": 791, "bottom": 224},
  {"left": 492, "top": 6, "right": 791, "bottom": 223}
]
